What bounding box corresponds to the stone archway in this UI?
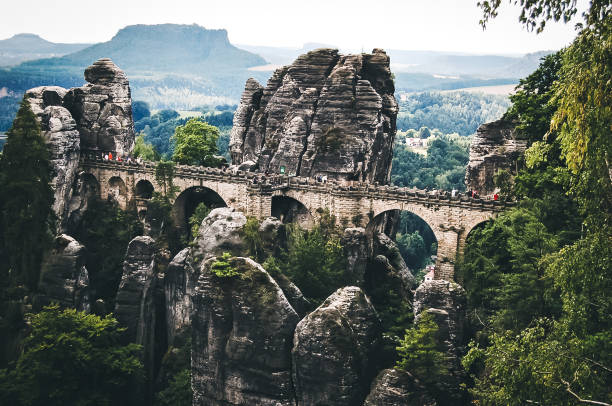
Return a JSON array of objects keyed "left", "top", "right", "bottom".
[
  {"left": 172, "top": 186, "right": 227, "bottom": 234},
  {"left": 135, "top": 179, "right": 154, "bottom": 199},
  {"left": 271, "top": 195, "right": 314, "bottom": 227},
  {"left": 107, "top": 176, "right": 128, "bottom": 208},
  {"left": 366, "top": 209, "right": 439, "bottom": 282}
]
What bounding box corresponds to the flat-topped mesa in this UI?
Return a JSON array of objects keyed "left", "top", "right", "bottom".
[
  {"left": 64, "top": 58, "right": 135, "bottom": 156},
  {"left": 230, "top": 48, "right": 398, "bottom": 184}
]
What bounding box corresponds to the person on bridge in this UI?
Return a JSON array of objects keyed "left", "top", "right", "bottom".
[
  {"left": 104, "top": 153, "right": 109, "bottom": 161},
  {"left": 494, "top": 193, "right": 499, "bottom": 201},
  {"left": 109, "top": 152, "right": 113, "bottom": 161}
]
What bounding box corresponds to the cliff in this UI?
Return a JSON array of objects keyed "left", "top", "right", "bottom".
[
  {"left": 465, "top": 118, "right": 527, "bottom": 195},
  {"left": 230, "top": 48, "right": 398, "bottom": 183},
  {"left": 24, "top": 58, "right": 135, "bottom": 230}
]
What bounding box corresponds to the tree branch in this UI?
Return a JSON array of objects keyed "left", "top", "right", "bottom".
[{"left": 560, "top": 379, "right": 611, "bottom": 406}]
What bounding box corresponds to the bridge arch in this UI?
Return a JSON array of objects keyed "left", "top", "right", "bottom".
[
  {"left": 366, "top": 209, "right": 439, "bottom": 280},
  {"left": 107, "top": 176, "right": 128, "bottom": 208},
  {"left": 271, "top": 195, "right": 314, "bottom": 227},
  {"left": 135, "top": 179, "right": 154, "bottom": 199},
  {"left": 172, "top": 186, "right": 227, "bottom": 234}
]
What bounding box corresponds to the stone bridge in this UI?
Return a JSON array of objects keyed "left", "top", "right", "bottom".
[{"left": 79, "top": 156, "right": 510, "bottom": 280}]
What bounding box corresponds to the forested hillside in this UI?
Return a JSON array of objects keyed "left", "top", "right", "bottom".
[{"left": 397, "top": 91, "right": 511, "bottom": 136}]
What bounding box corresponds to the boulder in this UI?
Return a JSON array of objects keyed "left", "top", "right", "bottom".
[
  {"left": 372, "top": 232, "right": 415, "bottom": 296},
  {"left": 192, "top": 207, "right": 248, "bottom": 262},
  {"left": 258, "top": 216, "right": 285, "bottom": 256},
  {"left": 364, "top": 368, "right": 437, "bottom": 406},
  {"left": 292, "top": 286, "right": 382, "bottom": 406},
  {"left": 37, "top": 234, "right": 91, "bottom": 312},
  {"left": 465, "top": 118, "right": 527, "bottom": 196},
  {"left": 230, "top": 48, "right": 397, "bottom": 183},
  {"left": 191, "top": 256, "right": 299, "bottom": 406},
  {"left": 63, "top": 58, "right": 135, "bottom": 156}
]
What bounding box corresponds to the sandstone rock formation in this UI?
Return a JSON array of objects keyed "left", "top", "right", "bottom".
[
  {"left": 114, "top": 236, "right": 159, "bottom": 342},
  {"left": 64, "top": 58, "right": 135, "bottom": 156},
  {"left": 364, "top": 368, "right": 437, "bottom": 406},
  {"left": 191, "top": 256, "right": 299, "bottom": 406},
  {"left": 465, "top": 118, "right": 527, "bottom": 196},
  {"left": 37, "top": 234, "right": 91, "bottom": 312},
  {"left": 342, "top": 227, "right": 370, "bottom": 286},
  {"left": 191, "top": 207, "right": 249, "bottom": 261},
  {"left": 23, "top": 59, "right": 135, "bottom": 231},
  {"left": 292, "top": 286, "right": 382, "bottom": 406},
  {"left": 24, "top": 87, "right": 80, "bottom": 231},
  {"left": 164, "top": 248, "right": 196, "bottom": 346},
  {"left": 413, "top": 280, "right": 468, "bottom": 404},
  {"left": 230, "top": 48, "right": 398, "bottom": 183},
  {"left": 373, "top": 232, "right": 416, "bottom": 294},
  {"left": 114, "top": 236, "right": 165, "bottom": 400}
]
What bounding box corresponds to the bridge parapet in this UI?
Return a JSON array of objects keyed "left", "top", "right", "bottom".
[{"left": 79, "top": 155, "right": 511, "bottom": 281}]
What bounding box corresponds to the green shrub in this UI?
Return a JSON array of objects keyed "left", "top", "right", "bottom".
[{"left": 210, "top": 253, "right": 240, "bottom": 278}]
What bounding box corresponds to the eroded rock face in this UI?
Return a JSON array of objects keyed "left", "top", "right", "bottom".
[
  {"left": 192, "top": 207, "right": 249, "bottom": 262},
  {"left": 64, "top": 58, "right": 135, "bottom": 156},
  {"left": 342, "top": 227, "right": 370, "bottom": 286},
  {"left": 164, "top": 248, "right": 196, "bottom": 346},
  {"left": 37, "top": 234, "right": 91, "bottom": 312},
  {"left": 292, "top": 286, "right": 382, "bottom": 406},
  {"left": 191, "top": 256, "right": 299, "bottom": 406},
  {"left": 24, "top": 89, "right": 80, "bottom": 232},
  {"left": 413, "top": 280, "right": 468, "bottom": 404},
  {"left": 114, "top": 236, "right": 165, "bottom": 399},
  {"left": 364, "top": 368, "right": 437, "bottom": 406},
  {"left": 465, "top": 118, "right": 527, "bottom": 196},
  {"left": 231, "top": 48, "right": 398, "bottom": 183},
  {"left": 372, "top": 233, "right": 415, "bottom": 296}
]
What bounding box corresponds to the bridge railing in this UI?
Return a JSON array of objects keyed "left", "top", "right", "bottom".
[{"left": 80, "top": 153, "right": 512, "bottom": 209}]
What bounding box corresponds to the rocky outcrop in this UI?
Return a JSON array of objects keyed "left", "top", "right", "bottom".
[
  {"left": 191, "top": 256, "right": 299, "bottom": 406},
  {"left": 373, "top": 232, "right": 415, "bottom": 295},
  {"left": 258, "top": 216, "right": 285, "bottom": 257},
  {"left": 64, "top": 58, "right": 135, "bottom": 156},
  {"left": 164, "top": 248, "right": 196, "bottom": 346},
  {"left": 465, "top": 118, "right": 527, "bottom": 196},
  {"left": 23, "top": 59, "right": 135, "bottom": 231},
  {"left": 24, "top": 88, "right": 81, "bottom": 232},
  {"left": 364, "top": 368, "right": 437, "bottom": 406},
  {"left": 37, "top": 234, "right": 91, "bottom": 312},
  {"left": 191, "top": 207, "right": 249, "bottom": 262},
  {"left": 230, "top": 48, "right": 398, "bottom": 183},
  {"left": 114, "top": 236, "right": 165, "bottom": 401},
  {"left": 342, "top": 227, "right": 370, "bottom": 286},
  {"left": 292, "top": 286, "right": 382, "bottom": 406},
  {"left": 413, "top": 280, "right": 468, "bottom": 404}
]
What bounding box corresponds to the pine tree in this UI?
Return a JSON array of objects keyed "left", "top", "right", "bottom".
[{"left": 0, "top": 100, "right": 55, "bottom": 291}]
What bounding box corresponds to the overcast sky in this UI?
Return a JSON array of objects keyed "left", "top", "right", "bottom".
[{"left": 1, "top": 0, "right": 587, "bottom": 54}]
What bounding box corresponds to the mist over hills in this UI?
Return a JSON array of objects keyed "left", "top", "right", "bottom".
[{"left": 0, "top": 33, "right": 91, "bottom": 67}]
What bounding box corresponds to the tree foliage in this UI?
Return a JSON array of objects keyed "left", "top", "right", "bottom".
[
  {"left": 391, "top": 133, "right": 470, "bottom": 191},
  {"left": 133, "top": 133, "right": 159, "bottom": 161},
  {"left": 171, "top": 118, "right": 221, "bottom": 167},
  {"left": 188, "top": 202, "right": 211, "bottom": 240},
  {"left": 0, "top": 100, "right": 55, "bottom": 291},
  {"left": 396, "top": 311, "right": 447, "bottom": 384},
  {"left": 0, "top": 305, "right": 143, "bottom": 406}
]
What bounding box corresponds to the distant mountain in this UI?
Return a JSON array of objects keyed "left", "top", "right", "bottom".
[
  {"left": 237, "top": 42, "right": 337, "bottom": 65},
  {"left": 0, "top": 33, "right": 91, "bottom": 66},
  {"left": 388, "top": 49, "right": 553, "bottom": 78},
  {"left": 17, "top": 24, "right": 267, "bottom": 74}
]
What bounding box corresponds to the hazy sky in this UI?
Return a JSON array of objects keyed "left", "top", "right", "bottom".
[{"left": 1, "top": 0, "right": 587, "bottom": 54}]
